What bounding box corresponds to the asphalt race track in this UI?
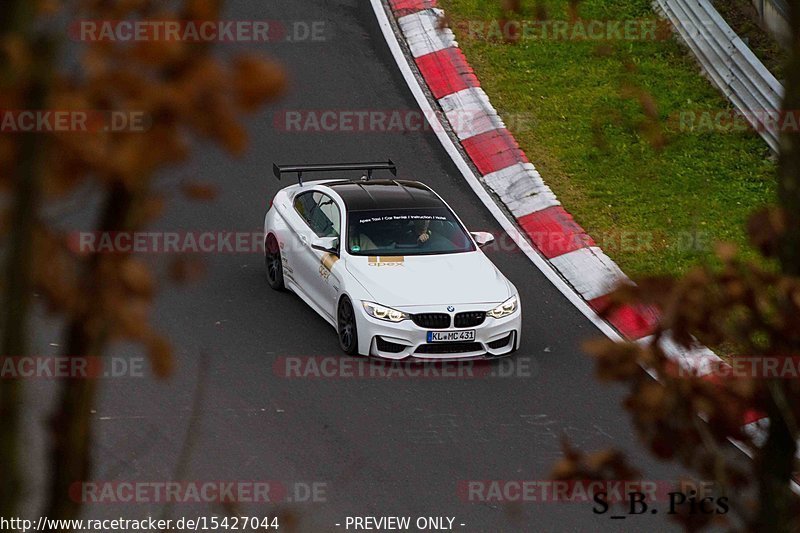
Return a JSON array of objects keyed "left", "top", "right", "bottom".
[{"left": 23, "top": 1, "right": 710, "bottom": 531}]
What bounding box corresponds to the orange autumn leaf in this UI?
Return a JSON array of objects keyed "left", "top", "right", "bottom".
[
  {"left": 118, "top": 258, "right": 155, "bottom": 297},
  {"left": 147, "top": 335, "right": 174, "bottom": 378},
  {"left": 180, "top": 180, "right": 218, "bottom": 201},
  {"left": 232, "top": 54, "right": 286, "bottom": 112}
]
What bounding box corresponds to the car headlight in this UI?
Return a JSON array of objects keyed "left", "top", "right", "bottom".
[
  {"left": 487, "top": 296, "right": 518, "bottom": 319},
  {"left": 362, "top": 301, "right": 409, "bottom": 323}
]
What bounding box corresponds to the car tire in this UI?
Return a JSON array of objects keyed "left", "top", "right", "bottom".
[
  {"left": 265, "top": 234, "right": 285, "bottom": 291},
  {"left": 337, "top": 296, "right": 359, "bottom": 355}
]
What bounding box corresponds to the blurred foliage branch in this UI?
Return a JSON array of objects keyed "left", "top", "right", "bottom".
[
  {"left": 0, "top": 0, "right": 284, "bottom": 524},
  {"left": 0, "top": 0, "right": 57, "bottom": 518},
  {"left": 551, "top": 0, "right": 800, "bottom": 530}
]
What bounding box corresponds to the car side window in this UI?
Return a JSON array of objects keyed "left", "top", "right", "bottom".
[
  {"left": 294, "top": 191, "right": 340, "bottom": 238},
  {"left": 294, "top": 191, "right": 316, "bottom": 222}
]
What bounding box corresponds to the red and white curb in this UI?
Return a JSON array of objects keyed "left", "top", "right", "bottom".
[
  {"left": 386, "top": 0, "right": 714, "bottom": 365},
  {"left": 372, "top": 0, "right": 778, "bottom": 458}
]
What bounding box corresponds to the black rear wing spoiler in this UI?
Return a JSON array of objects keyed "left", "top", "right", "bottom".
[{"left": 272, "top": 160, "right": 396, "bottom": 186}]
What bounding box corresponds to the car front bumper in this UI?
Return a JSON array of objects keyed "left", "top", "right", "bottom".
[{"left": 353, "top": 302, "right": 521, "bottom": 360}]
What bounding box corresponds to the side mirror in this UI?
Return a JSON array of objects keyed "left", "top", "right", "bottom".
[
  {"left": 311, "top": 236, "right": 339, "bottom": 254},
  {"left": 470, "top": 231, "right": 495, "bottom": 248}
]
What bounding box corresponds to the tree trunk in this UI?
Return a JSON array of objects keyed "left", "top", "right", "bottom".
[
  {"left": 0, "top": 1, "right": 52, "bottom": 516},
  {"left": 779, "top": 2, "right": 800, "bottom": 274},
  {"left": 758, "top": 0, "right": 800, "bottom": 530},
  {"left": 43, "top": 182, "right": 133, "bottom": 527},
  {"left": 755, "top": 388, "right": 797, "bottom": 532}
]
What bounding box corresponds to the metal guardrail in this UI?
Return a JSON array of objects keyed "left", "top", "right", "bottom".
[
  {"left": 751, "top": 0, "right": 791, "bottom": 44},
  {"left": 654, "top": 0, "right": 784, "bottom": 153},
  {"left": 764, "top": 0, "right": 790, "bottom": 19}
]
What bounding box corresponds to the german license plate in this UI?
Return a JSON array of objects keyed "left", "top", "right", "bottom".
[{"left": 427, "top": 330, "right": 476, "bottom": 343}]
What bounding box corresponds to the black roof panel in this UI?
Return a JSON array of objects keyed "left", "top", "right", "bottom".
[{"left": 326, "top": 179, "right": 444, "bottom": 211}]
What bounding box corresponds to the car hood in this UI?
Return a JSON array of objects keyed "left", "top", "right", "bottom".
[{"left": 345, "top": 251, "right": 512, "bottom": 307}]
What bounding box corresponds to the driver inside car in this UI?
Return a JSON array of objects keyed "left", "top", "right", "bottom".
[{"left": 396, "top": 219, "right": 431, "bottom": 246}]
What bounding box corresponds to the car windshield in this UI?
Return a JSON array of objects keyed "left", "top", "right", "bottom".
[{"left": 346, "top": 207, "right": 475, "bottom": 256}]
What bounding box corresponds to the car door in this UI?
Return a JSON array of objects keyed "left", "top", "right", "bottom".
[
  {"left": 278, "top": 190, "right": 314, "bottom": 290},
  {"left": 292, "top": 190, "right": 343, "bottom": 322}
]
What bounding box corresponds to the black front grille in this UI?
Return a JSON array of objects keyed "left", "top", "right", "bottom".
[
  {"left": 376, "top": 337, "right": 407, "bottom": 354},
  {"left": 488, "top": 332, "right": 513, "bottom": 349},
  {"left": 411, "top": 313, "right": 451, "bottom": 329},
  {"left": 454, "top": 311, "right": 486, "bottom": 328},
  {"left": 415, "top": 342, "right": 483, "bottom": 354}
]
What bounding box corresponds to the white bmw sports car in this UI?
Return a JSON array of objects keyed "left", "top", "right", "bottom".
[{"left": 263, "top": 161, "right": 521, "bottom": 359}]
